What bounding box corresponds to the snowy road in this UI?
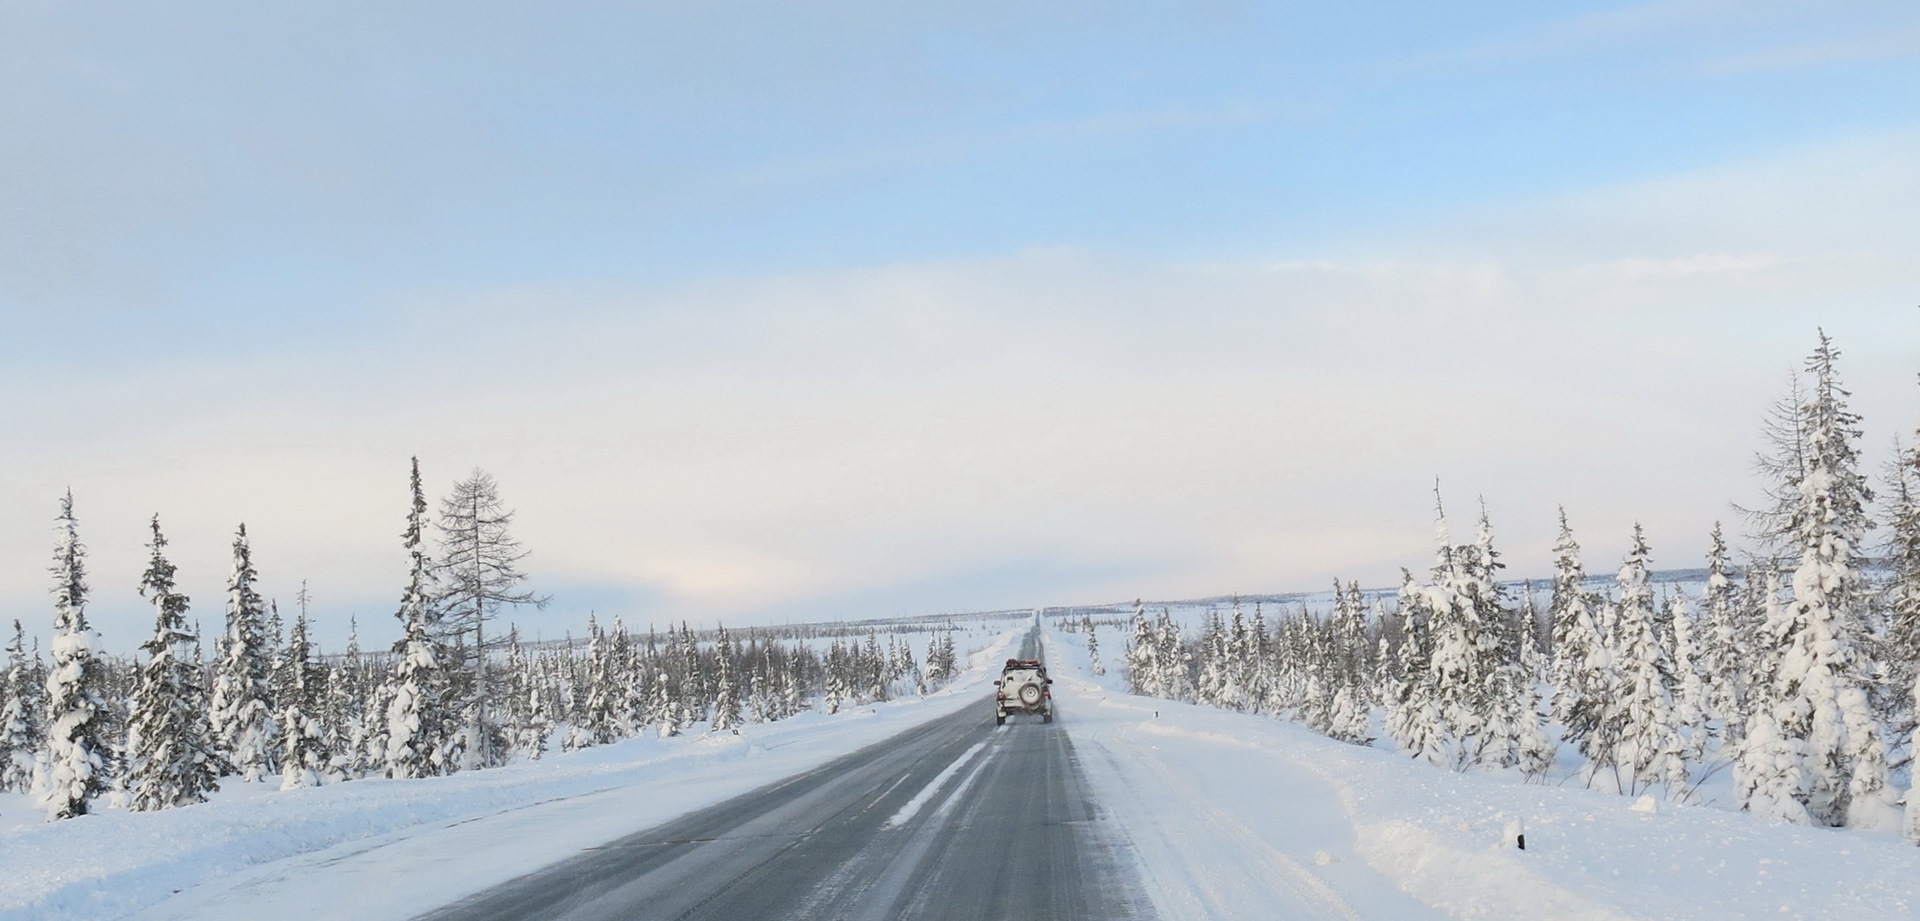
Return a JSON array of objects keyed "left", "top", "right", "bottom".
[{"left": 418, "top": 631, "right": 1152, "bottom": 921}]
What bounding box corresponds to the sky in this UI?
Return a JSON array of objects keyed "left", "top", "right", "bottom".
[{"left": 2, "top": 0, "right": 1917, "bottom": 654}]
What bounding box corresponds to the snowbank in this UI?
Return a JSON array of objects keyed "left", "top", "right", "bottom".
[
  {"left": 1044, "top": 621, "right": 1920, "bottom": 917},
  {"left": 1046, "top": 623, "right": 1920, "bottom": 921}
]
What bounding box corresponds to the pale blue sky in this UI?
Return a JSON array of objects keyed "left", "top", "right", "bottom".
[{"left": 2, "top": 1, "right": 1917, "bottom": 651}]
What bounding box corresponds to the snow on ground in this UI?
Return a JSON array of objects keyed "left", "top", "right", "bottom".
[
  {"left": 1045, "top": 623, "right": 1920, "bottom": 921},
  {"left": 0, "top": 631, "right": 1019, "bottom": 921}
]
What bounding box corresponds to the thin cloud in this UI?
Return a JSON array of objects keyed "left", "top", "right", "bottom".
[{"left": 1698, "top": 28, "right": 1920, "bottom": 75}]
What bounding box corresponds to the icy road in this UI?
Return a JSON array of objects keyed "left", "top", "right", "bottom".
[{"left": 420, "top": 632, "right": 1150, "bottom": 921}]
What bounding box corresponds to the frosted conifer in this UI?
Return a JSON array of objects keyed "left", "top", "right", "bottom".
[
  {"left": 575, "top": 615, "right": 615, "bottom": 747},
  {"left": 1700, "top": 524, "right": 1750, "bottom": 744},
  {"left": 1325, "top": 584, "right": 1376, "bottom": 746},
  {"left": 1740, "top": 336, "right": 1890, "bottom": 827},
  {"left": 1735, "top": 567, "right": 1806, "bottom": 820},
  {"left": 326, "top": 619, "right": 371, "bottom": 779},
  {"left": 1908, "top": 667, "right": 1920, "bottom": 843},
  {"left": 503, "top": 627, "right": 549, "bottom": 760},
  {"left": 1608, "top": 525, "right": 1687, "bottom": 796},
  {"left": 1124, "top": 600, "right": 1156, "bottom": 696},
  {"left": 1668, "top": 591, "right": 1712, "bottom": 762},
  {"left": 1546, "top": 510, "right": 1620, "bottom": 782},
  {"left": 1419, "top": 505, "right": 1504, "bottom": 770},
  {"left": 386, "top": 458, "right": 450, "bottom": 780},
  {"left": 823, "top": 641, "right": 845, "bottom": 716},
  {"left": 1, "top": 620, "right": 43, "bottom": 793},
  {"left": 278, "top": 607, "right": 331, "bottom": 790},
  {"left": 712, "top": 625, "right": 741, "bottom": 731},
  {"left": 210, "top": 525, "right": 276, "bottom": 782},
  {"left": 1384, "top": 571, "right": 1444, "bottom": 766},
  {"left": 1197, "top": 610, "right": 1230, "bottom": 709},
  {"left": 41, "top": 492, "right": 108, "bottom": 819},
  {"left": 655, "top": 665, "right": 683, "bottom": 736},
  {"left": 1156, "top": 609, "right": 1194, "bottom": 703},
  {"left": 1782, "top": 335, "right": 1889, "bottom": 826},
  {"left": 1884, "top": 430, "right": 1920, "bottom": 738},
  {"left": 606, "top": 617, "right": 637, "bottom": 737},
  {"left": 125, "top": 516, "right": 220, "bottom": 811}
]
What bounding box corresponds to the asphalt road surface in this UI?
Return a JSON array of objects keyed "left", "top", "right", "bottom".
[{"left": 418, "top": 631, "right": 1153, "bottom": 921}]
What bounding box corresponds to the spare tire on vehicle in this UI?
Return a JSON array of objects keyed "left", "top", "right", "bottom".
[{"left": 1019, "top": 683, "right": 1044, "bottom": 706}]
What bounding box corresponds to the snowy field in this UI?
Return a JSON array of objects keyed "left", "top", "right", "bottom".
[
  {"left": 0, "top": 633, "right": 1018, "bottom": 921},
  {"left": 1043, "top": 622, "right": 1920, "bottom": 921}
]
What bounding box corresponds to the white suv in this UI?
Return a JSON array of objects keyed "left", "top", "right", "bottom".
[{"left": 995, "top": 658, "right": 1053, "bottom": 725}]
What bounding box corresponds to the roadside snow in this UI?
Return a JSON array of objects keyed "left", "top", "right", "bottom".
[
  {"left": 0, "top": 631, "right": 1017, "bottom": 921},
  {"left": 1045, "top": 624, "right": 1920, "bottom": 921}
]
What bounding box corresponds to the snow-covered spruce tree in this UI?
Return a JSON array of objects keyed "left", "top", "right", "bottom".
[
  {"left": 1124, "top": 600, "right": 1156, "bottom": 697},
  {"left": 1384, "top": 570, "right": 1444, "bottom": 765},
  {"left": 1608, "top": 525, "right": 1687, "bottom": 797},
  {"left": 921, "top": 631, "right": 939, "bottom": 685},
  {"left": 895, "top": 635, "right": 924, "bottom": 696},
  {"left": 1196, "top": 610, "right": 1230, "bottom": 710},
  {"left": 1252, "top": 606, "right": 1278, "bottom": 707},
  {"left": 2, "top": 620, "right": 43, "bottom": 793},
  {"left": 1225, "top": 601, "right": 1254, "bottom": 712},
  {"left": 324, "top": 622, "right": 369, "bottom": 780},
  {"left": 1883, "top": 431, "right": 1920, "bottom": 744},
  {"left": 862, "top": 631, "right": 887, "bottom": 704},
  {"left": 320, "top": 663, "right": 360, "bottom": 779},
  {"left": 1667, "top": 591, "right": 1713, "bottom": 763},
  {"left": 1324, "top": 583, "right": 1375, "bottom": 745},
  {"left": 1547, "top": 508, "right": 1620, "bottom": 783},
  {"left": 1157, "top": 609, "right": 1195, "bottom": 703},
  {"left": 1266, "top": 614, "right": 1308, "bottom": 715},
  {"left": 712, "top": 625, "right": 741, "bottom": 732},
  {"left": 1418, "top": 506, "right": 1502, "bottom": 771},
  {"left": 1896, "top": 404, "right": 1920, "bottom": 845},
  {"left": 503, "top": 627, "right": 549, "bottom": 760},
  {"left": 1085, "top": 619, "right": 1105, "bottom": 676},
  {"left": 1462, "top": 508, "right": 1546, "bottom": 773},
  {"left": 569, "top": 615, "right": 612, "bottom": 749},
  {"left": 822, "top": 641, "right": 846, "bottom": 716},
  {"left": 677, "top": 622, "right": 707, "bottom": 723},
  {"left": 278, "top": 607, "right": 331, "bottom": 790},
  {"left": 606, "top": 617, "right": 638, "bottom": 738},
  {"left": 125, "top": 515, "right": 220, "bottom": 811},
  {"left": 1909, "top": 664, "right": 1920, "bottom": 844},
  {"left": 386, "top": 457, "right": 452, "bottom": 780},
  {"left": 41, "top": 492, "right": 110, "bottom": 819},
  {"left": 1736, "top": 567, "right": 1811, "bottom": 823},
  {"left": 631, "top": 628, "right": 661, "bottom": 733},
  {"left": 783, "top": 650, "right": 806, "bottom": 717},
  {"left": 210, "top": 524, "right": 276, "bottom": 783},
  {"left": 360, "top": 673, "right": 395, "bottom": 779},
  {"left": 655, "top": 663, "right": 683, "bottom": 736},
  {"left": 747, "top": 650, "right": 774, "bottom": 724},
  {"left": 1700, "top": 523, "right": 1750, "bottom": 746},
  {"left": 1297, "top": 611, "right": 1335, "bottom": 736},
  {"left": 433, "top": 469, "right": 548, "bottom": 770},
  {"left": 1793, "top": 335, "right": 1891, "bottom": 826},
  {"left": 1741, "top": 335, "right": 1891, "bottom": 827},
  {"left": 1510, "top": 595, "right": 1556, "bottom": 777}
]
